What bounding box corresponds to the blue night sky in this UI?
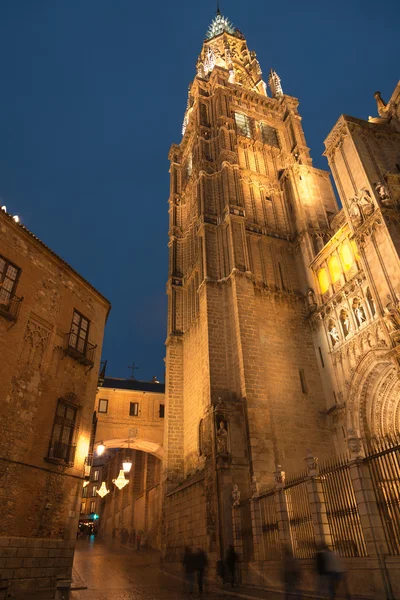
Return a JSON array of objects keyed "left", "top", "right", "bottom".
[{"left": 0, "top": 1, "right": 398, "bottom": 381}]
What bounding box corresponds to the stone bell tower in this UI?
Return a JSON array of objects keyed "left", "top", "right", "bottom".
[{"left": 164, "top": 10, "right": 337, "bottom": 556}]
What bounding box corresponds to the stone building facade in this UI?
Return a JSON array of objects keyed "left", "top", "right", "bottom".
[
  {"left": 163, "top": 9, "right": 400, "bottom": 568},
  {"left": 0, "top": 208, "right": 110, "bottom": 597}
]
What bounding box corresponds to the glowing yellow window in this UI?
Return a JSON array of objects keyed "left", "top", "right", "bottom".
[
  {"left": 351, "top": 240, "right": 360, "bottom": 261},
  {"left": 328, "top": 256, "right": 342, "bottom": 284},
  {"left": 318, "top": 268, "right": 329, "bottom": 294},
  {"left": 340, "top": 243, "right": 354, "bottom": 271}
]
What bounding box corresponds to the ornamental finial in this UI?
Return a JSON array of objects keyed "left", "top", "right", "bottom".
[{"left": 217, "top": 0, "right": 221, "bottom": 15}]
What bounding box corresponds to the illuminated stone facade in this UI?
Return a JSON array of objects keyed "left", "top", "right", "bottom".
[
  {"left": 0, "top": 208, "right": 110, "bottom": 597},
  {"left": 164, "top": 12, "right": 341, "bottom": 560}
]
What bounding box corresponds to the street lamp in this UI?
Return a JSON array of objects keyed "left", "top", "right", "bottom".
[
  {"left": 97, "top": 443, "right": 105, "bottom": 456},
  {"left": 122, "top": 428, "right": 137, "bottom": 473},
  {"left": 122, "top": 457, "right": 132, "bottom": 473}
]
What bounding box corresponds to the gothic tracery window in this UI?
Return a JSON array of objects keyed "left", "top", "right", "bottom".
[{"left": 234, "top": 112, "right": 252, "bottom": 138}]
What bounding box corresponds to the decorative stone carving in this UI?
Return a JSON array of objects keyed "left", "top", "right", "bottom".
[
  {"left": 307, "top": 288, "right": 317, "bottom": 311},
  {"left": 385, "top": 301, "right": 400, "bottom": 332},
  {"left": 340, "top": 309, "right": 352, "bottom": 338},
  {"left": 352, "top": 298, "right": 367, "bottom": 327},
  {"left": 348, "top": 430, "right": 365, "bottom": 459},
  {"left": 232, "top": 484, "right": 241, "bottom": 507},
  {"left": 374, "top": 181, "right": 394, "bottom": 208},
  {"left": 328, "top": 319, "right": 340, "bottom": 346},
  {"left": 251, "top": 475, "right": 260, "bottom": 498},
  {"left": 274, "top": 465, "right": 285, "bottom": 487},
  {"left": 349, "top": 188, "right": 375, "bottom": 225},
  {"left": 216, "top": 419, "right": 229, "bottom": 455},
  {"left": 305, "top": 449, "right": 319, "bottom": 476}
]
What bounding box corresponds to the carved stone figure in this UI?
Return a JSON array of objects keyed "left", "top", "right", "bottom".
[
  {"left": 385, "top": 302, "right": 400, "bottom": 332},
  {"left": 340, "top": 309, "right": 352, "bottom": 337},
  {"left": 355, "top": 305, "right": 366, "bottom": 326},
  {"left": 305, "top": 449, "right": 319, "bottom": 475},
  {"left": 349, "top": 188, "right": 375, "bottom": 225},
  {"left": 348, "top": 431, "right": 364, "bottom": 459},
  {"left": 251, "top": 475, "right": 259, "bottom": 498},
  {"left": 232, "top": 484, "right": 240, "bottom": 507},
  {"left": 216, "top": 419, "right": 229, "bottom": 455},
  {"left": 328, "top": 323, "right": 340, "bottom": 345},
  {"left": 307, "top": 288, "right": 317, "bottom": 311},
  {"left": 274, "top": 465, "right": 285, "bottom": 486}
]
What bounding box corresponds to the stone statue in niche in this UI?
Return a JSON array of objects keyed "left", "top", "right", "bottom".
[
  {"left": 307, "top": 288, "right": 317, "bottom": 311},
  {"left": 353, "top": 298, "right": 367, "bottom": 327},
  {"left": 216, "top": 419, "right": 229, "bottom": 455},
  {"left": 232, "top": 484, "right": 241, "bottom": 507},
  {"left": 328, "top": 320, "right": 340, "bottom": 346},
  {"left": 375, "top": 181, "right": 395, "bottom": 208},
  {"left": 385, "top": 302, "right": 400, "bottom": 332},
  {"left": 349, "top": 188, "right": 375, "bottom": 225},
  {"left": 340, "top": 309, "right": 352, "bottom": 337}
]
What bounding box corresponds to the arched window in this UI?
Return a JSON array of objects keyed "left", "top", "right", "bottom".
[
  {"left": 318, "top": 268, "right": 329, "bottom": 294},
  {"left": 328, "top": 255, "right": 342, "bottom": 284},
  {"left": 340, "top": 243, "right": 354, "bottom": 272}
]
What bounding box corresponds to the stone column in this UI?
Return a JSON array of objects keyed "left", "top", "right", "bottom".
[
  {"left": 273, "top": 465, "right": 292, "bottom": 550},
  {"left": 304, "top": 449, "right": 333, "bottom": 548},
  {"left": 249, "top": 493, "right": 263, "bottom": 562}
]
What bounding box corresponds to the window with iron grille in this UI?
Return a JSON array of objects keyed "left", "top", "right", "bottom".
[
  {"left": 69, "top": 310, "right": 90, "bottom": 355},
  {"left": 159, "top": 404, "right": 165, "bottom": 418},
  {"left": 82, "top": 487, "right": 88, "bottom": 498},
  {"left": 0, "top": 254, "right": 20, "bottom": 307},
  {"left": 235, "top": 112, "right": 252, "bottom": 138},
  {"left": 48, "top": 398, "right": 78, "bottom": 464},
  {"left": 260, "top": 123, "right": 280, "bottom": 148},
  {"left": 130, "top": 402, "right": 139, "bottom": 417}
]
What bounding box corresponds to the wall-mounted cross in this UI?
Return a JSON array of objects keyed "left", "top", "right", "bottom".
[{"left": 128, "top": 362, "right": 139, "bottom": 380}]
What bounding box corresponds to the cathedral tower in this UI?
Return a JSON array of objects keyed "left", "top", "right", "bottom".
[{"left": 164, "top": 11, "right": 338, "bottom": 556}]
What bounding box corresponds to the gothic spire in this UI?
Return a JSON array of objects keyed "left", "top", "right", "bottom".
[{"left": 206, "top": 10, "right": 235, "bottom": 40}]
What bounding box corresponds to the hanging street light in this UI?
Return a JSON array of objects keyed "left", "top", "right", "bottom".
[
  {"left": 122, "top": 458, "right": 132, "bottom": 473},
  {"left": 97, "top": 443, "right": 105, "bottom": 456},
  {"left": 113, "top": 470, "right": 129, "bottom": 490},
  {"left": 96, "top": 482, "right": 110, "bottom": 498}
]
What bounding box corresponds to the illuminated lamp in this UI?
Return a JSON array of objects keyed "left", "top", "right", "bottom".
[
  {"left": 97, "top": 443, "right": 105, "bottom": 456},
  {"left": 122, "top": 458, "right": 132, "bottom": 473},
  {"left": 113, "top": 470, "right": 129, "bottom": 490},
  {"left": 96, "top": 482, "right": 110, "bottom": 498},
  {"left": 13, "top": 215, "right": 20, "bottom": 223}
]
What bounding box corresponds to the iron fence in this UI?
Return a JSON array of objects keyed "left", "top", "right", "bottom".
[
  {"left": 365, "top": 435, "right": 400, "bottom": 555},
  {"left": 320, "top": 455, "right": 367, "bottom": 558},
  {"left": 239, "top": 500, "right": 254, "bottom": 562},
  {"left": 285, "top": 475, "right": 315, "bottom": 559},
  {"left": 259, "top": 491, "right": 281, "bottom": 560}
]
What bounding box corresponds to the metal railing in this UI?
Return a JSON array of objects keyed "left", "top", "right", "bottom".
[
  {"left": 365, "top": 435, "right": 400, "bottom": 555},
  {"left": 259, "top": 491, "right": 281, "bottom": 560},
  {"left": 320, "top": 455, "right": 367, "bottom": 557},
  {"left": 0, "top": 293, "right": 23, "bottom": 321},
  {"left": 285, "top": 477, "right": 316, "bottom": 559},
  {"left": 64, "top": 331, "right": 96, "bottom": 366}
]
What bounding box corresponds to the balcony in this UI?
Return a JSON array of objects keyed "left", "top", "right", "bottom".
[
  {"left": 64, "top": 331, "right": 96, "bottom": 367},
  {"left": 0, "top": 293, "right": 23, "bottom": 322},
  {"left": 47, "top": 440, "right": 76, "bottom": 466}
]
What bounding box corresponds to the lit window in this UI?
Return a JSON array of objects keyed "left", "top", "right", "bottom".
[
  {"left": 93, "top": 470, "right": 99, "bottom": 482},
  {"left": 48, "top": 397, "right": 78, "bottom": 465},
  {"left": 0, "top": 254, "right": 20, "bottom": 306},
  {"left": 328, "top": 256, "right": 341, "bottom": 284},
  {"left": 92, "top": 486, "right": 98, "bottom": 497},
  {"left": 82, "top": 487, "right": 88, "bottom": 498},
  {"left": 129, "top": 402, "right": 139, "bottom": 417},
  {"left": 318, "top": 268, "right": 329, "bottom": 294},
  {"left": 260, "top": 123, "right": 280, "bottom": 148},
  {"left": 90, "top": 501, "right": 96, "bottom": 513},
  {"left": 98, "top": 399, "right": 108, "bottom": 414},
  {"left": 159, "top": 404, "right": 165, "bottom": 418},
  {"left": 340, "top": 243, "right": 354, "bottom": 271},
  {"left": 80, "top": 502, "right": 86, "bottom": 515},
  {"left": 351, "top": 240, "right": 360, "bottom": 261},
  {"left": 234, "top": 112, "right": 252, "bottom": 138},
  {"left": 69, "top": 310, "right": 90, "bottom": 355}
]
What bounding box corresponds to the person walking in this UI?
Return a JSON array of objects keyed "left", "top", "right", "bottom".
[
  {"left": 225, "top": 545, "right": 238, "bottom": 588},
  {"left": 182, "top": 547, "right": 195, "bottom": 594},
  {"left": 194, "top": 548, "right": 208, "bottom": 595}
]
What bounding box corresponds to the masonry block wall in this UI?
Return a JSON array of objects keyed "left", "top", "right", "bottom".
[{"left": 0, "top": 210, "right": 110, "bottom": 594}]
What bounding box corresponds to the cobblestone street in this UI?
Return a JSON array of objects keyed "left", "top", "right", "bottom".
[{"left": 70, "top": 540, "right": 264, "bottom": 600}]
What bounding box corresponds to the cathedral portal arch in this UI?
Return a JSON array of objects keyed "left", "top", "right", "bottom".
[{"left": 346, "top": 349, "right": 400, "bottom": 438}]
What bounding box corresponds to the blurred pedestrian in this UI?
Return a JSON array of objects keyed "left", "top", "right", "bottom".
[
  {"left": 194, "top": 548, "right": 208, "bottom": 594},
  {"left": 217, "top": 558, "right": 225, "bottom": 584},
  {"left": 282, "top": 545, "right": 300, "bottom": 599},
  {"left": 225, "top": 545, "right": 237, "bottom": 588},
  {"left": 316, "top": 544, "right": 344, "bottom": 600},
  {"left": 182, "top": 547, "right": 195, "bottom": 594}
]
